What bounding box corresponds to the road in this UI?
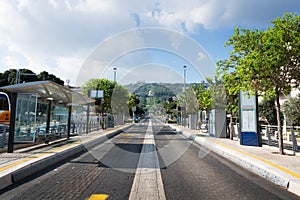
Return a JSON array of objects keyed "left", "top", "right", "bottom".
[{"left": 0, "top": 118, "right": 298, "bottom": 200}]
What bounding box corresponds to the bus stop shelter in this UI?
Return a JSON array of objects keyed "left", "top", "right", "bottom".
[{"left": 1, "top": 81, "right": 95, "bottom": 153}]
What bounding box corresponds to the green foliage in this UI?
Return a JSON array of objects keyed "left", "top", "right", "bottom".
[
  {"left": 282, "top": 95, "right": 300, "bottom": 126},
  {"left": 130, "top": 83, "right": 177, "bottom": 113},
  {"left": 224, "top": 13, "right": 300, "bottom": 97},
  {"left": 81, "top": 78, "right": 117, "bottom": 114},
  {"left": 258, "top": 97, "right": 283, "bottom": 125},
  {"left": 191, "top": 82, "right": 212, "bottom": 113},
  {"left": 111, "top": 84, "right": 130, "bottom": 114},
  {"left": 219, "top": 12, "right": 300, "bottom": 153},
  {"left": 177, "top": 87, "right": 198, "bottom": 115},
  {"left": 0, "top": 69, "right": 64, "bottom": 86},
  {"left": 37, "top": 71, "right": 64, "bottom": 85}
]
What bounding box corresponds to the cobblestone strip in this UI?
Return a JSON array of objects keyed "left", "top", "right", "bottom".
[{"left": 129, "top": 120, "right": 166, "bottom": 200}]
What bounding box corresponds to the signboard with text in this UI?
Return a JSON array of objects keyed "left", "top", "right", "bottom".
[
  {"left": 239, "top": 91, "right": 261, "bottom": 146},
  {"left": 88, "top": 90, "right": 104, "bottom": 98}
]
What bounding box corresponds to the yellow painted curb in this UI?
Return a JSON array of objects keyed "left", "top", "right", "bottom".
[{"left": 216, "top": 141, "right": 300, "bottom": 179}]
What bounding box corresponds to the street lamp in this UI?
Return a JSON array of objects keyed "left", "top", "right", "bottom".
[
  {"left": 15, "top": 69, "right": 36, "bottom": 84},
  {"left": 113, "top": 67, "right": 117, "bottom": 82},
  {"left": 183, "top": 66, "right": 187, "bottom": 91},
  {"left": 183, "top": 66, "right": 187, "bottom": 127}
]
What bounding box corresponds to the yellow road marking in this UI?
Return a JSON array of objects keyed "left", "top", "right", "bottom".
[
  {"left": 0, "top": 127, "right": 129, "bottom": 173},
  {"left": 216, "top": 141, "right": 300, "bottom": 179},
  {"left": 87, "top": 194, "right": 109, "bottom": 200},
  {"left": 122, "top": 133, "right": 133, "bottom": 137},
  {"left": 0, "top": 141, "right": 80, "bottom": 172}
]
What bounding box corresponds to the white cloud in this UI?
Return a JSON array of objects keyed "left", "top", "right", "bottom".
[
  {"left": 197, "top": 52, "right": 206, "bottom": 61},
  {"left": 2, "top": 56, "right": 22, "bottom": 68},
  {"left": 55, "top": 56, "right": 83, "bottom": 85},
  {"left": 0, "top": 0, "right": 299, "bottom": 85}
]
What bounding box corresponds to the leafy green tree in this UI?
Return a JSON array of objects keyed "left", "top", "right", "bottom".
[
  {"left": 0, "top": 69, "right": 64, "bottom": 86},
  {"left": 128, "top": 94, "right": 144, "bottom": 117},
  {"left": 223, "top": 13, "right": 300, "bottom": 154},
  {"left": 216, "top": 63, "right": 240, "bottom": 140},
  {"left": 81, "top": 78, "right": 117, "bottom": 114},
  {"left": 37, "top": 71, "right": 64, "bottom": 85},
  {"left": 177, "top": 86, "right": 198, "bottom": 116},
  {"left": 191, "top": 81, "right": 212, "bottom": 121},
  {"left": 111, "top": 84, "right": 130, "bottom": 114},
  {"left": 258, "top": 97, "right": 283, "bottom": 125},
  {"left": 283, "top": 95, "right": 300, "bottom": 126}
]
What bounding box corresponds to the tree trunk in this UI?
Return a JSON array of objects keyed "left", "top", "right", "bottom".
[
  {"left": 229, "top": 110, "right": 233, "bottom": 140},
  {"left": 275, "top": 96, "right": 284, "bottom": 155}
]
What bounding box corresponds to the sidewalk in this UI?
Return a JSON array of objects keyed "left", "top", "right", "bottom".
[
  {"left": 169, "top": 124, "right": 300, "bottom": 197},
  {"left": 0, "top": 124, "right": 132, "bottom": 191}
]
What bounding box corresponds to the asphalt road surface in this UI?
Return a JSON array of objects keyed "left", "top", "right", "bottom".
[{"left": 0, "top": 118, "right": 298, "bottom": 200}]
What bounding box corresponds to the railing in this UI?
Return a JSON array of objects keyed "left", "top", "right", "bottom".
[
  {"left": 260, "top": 125, "right": 299, "bottom": 153},
  {"left": 0, "top": 119, "right": 101, "bottom": 152},
  {"left": 229, "top": 124, "right": 299, "bottom": 154},
  {"left": 71, "top": 120, "right": 100, "bottom": 135}
]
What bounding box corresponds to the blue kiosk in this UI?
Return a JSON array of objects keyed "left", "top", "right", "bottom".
[{"left": 239, "top": 91, "right": 262, "bottom": 146}]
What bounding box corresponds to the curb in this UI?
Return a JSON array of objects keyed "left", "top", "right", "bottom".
[
  {"left": 0, "top": 124, "right": 133, "bottom": 191},
  {"left": 169, "top": 125, "right": 300, "bottom": 197}
]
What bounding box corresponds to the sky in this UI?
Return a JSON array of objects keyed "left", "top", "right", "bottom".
[{"left": 0, "top": 0, "right": 299, "bottom": 86}]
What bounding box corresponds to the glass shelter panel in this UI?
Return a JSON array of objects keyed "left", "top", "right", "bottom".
[
  {"left": 52, "top": 105, "right": 69, "bottom": 138},
  {"left": 14, "top": 93, "right": 37, "bottom": 143}
]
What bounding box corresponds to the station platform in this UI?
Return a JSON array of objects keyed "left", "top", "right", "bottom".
[{"left": 169, "top": 124, "right": 300, "bottom": 197}]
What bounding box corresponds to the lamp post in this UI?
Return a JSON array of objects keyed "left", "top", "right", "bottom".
[
  {"left": 15, "top": 69, "right": 36, "bottom": 84},
  {"left": 183, "top": 66, "right": 187, "bottom": 127},
  {"left": 45, "top": 97, "right": 53, "bottom": 144},
  {"left": 113, "top": 67, "right": 117, "bottom": 82}
]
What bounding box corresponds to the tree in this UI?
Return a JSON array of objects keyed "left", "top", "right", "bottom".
[
  {"left": 282, "top": 95, "right": 300, "bottom": 126},
  {"left": 0, "top": 69, "right": 64, "bottom": 87},
  {"left": 216, "top": 62, "right": 240, "bottom": 140},
  {"left": 128, "top": 94, "right": 144, "bottom": 117},
  {"left": 191, "top": 81, "right": 212, "bottom": 121},
  {"left": 81, "top": 78, "right": 117, "bottom": 114},
  {"left": 37, "top": 71, "right": 64, "bottom": 85},
  {"left": 258, "top": 97, "right": 283, "bottom": 125},
  {"left": 223, "top": 13, "right": 300, "bottom": 154}
]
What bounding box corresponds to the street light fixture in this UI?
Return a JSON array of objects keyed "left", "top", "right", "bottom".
[
  {"left": 183, "top": 65, "right": 187, "bottom": 127},
  {"left": 183, "top": 65, "right": 187, "bottom": 91},
  {"left": 113, "top": 67, "right": 117, "bottom": 82}
]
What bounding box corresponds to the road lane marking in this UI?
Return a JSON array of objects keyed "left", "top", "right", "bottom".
[
  {"left": 87, "top": 194, "right": 109, "bottom": 200},
  {"left": 129, "top": 119, "right": 166, "bottom": 200}
]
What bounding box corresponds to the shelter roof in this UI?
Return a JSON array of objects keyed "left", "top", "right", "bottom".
[{"left": 1, "top": 81, "right": 94, "bottom": 105}]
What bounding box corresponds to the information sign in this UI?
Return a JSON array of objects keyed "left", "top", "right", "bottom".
[
  {"left": 239, "top": 91, "right": 261, "bottom": 146},
  {"left": 88, "top": 90, "right": 104, "bottom": 98}
]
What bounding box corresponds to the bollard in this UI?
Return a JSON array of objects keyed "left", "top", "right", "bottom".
[
  {"left": 267, "top": 125, "right": 271, "bottom": 146},
  {"left": 291, "top": 126, "right": 298, "bottom": 155}
]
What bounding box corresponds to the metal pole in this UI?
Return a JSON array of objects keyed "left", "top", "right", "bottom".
[
  {"left": 183, "top": 66, "right": 187, "bottom": 127},
  {"left": 291, "top": 126, "right": 298, "bottom": 155},
  {"left": 45, "top": 99, "right": 52, "bottom": 144},
  {"left": 16, "top": 70, "right": 19, "bottom": 84},
  {"left": 86, "top": 104, "right": 90, "bottom": 134},
  {"left": 8, "top": 92, "right": 17, "bottom": 153},
  {"left": 113, "top": 67, "right": 117, "bottom": 82},
  {"left": 67, "top": 106, "right": 72, "bottom": 139}
]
